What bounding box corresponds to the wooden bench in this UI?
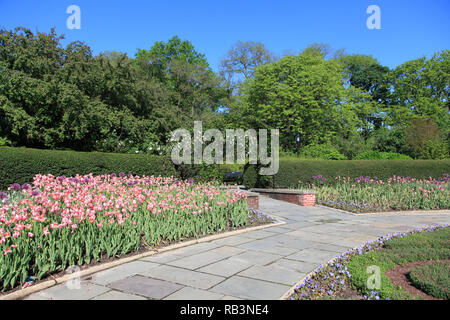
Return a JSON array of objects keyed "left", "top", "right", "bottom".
[{"left": 223, "top": 172, "right": 244, "bottom": 183}]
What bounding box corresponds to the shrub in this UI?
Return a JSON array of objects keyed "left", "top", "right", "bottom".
[
  {"left": 301, "top": 143, "right": 347, "bottom": 160},
  {"left": 354, "top": 150, "right": 412, "bottom": 160},
  {"left": 408, "top": 261, "right": 450, "bottom": 299},
  {"left": 271, "top": 159, "right": 450, "bottom": 188},
  {"left": 0, "top": 147, "right": 178, "bottom": 190}
]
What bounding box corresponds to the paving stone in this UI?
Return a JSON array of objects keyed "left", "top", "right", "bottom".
[
  {"left": 91, "top": 290, "right": 147, "bottom": 300},
  {"left": 209, "top": 245, "right": 246, "bottom": 256},
  {"left": 285, "top": 230, "right": 346, "bottom": 244},
  {"left": 237, "top": 239, "right": 298, "bottom": 256},
  {"left": 24, "top": 281, "right": 109, "bottom": 300},
  {"left": 167, "top": 251, "right": 227, "bottom": 270},
  {"left": 91, "top": 261, "right": 160, "bottom": 285},
  {"left": 269, "top": 258, "right": 318, "bottom": 273},
  {"left": 221, "top": 295, "right": 243, "bottom": 300},
  {"left": 139, "top": 265, "right": 225, "bottom": 289},
  {"left": 262, "top": 226, "right": 292, "bottom": 233},
  {"left": 211, "top": 235, "right": 254, "bottom": 246},
  {"left": 311, "top": 243, "right": 353, "bottom": 253},
  {"left": 108, "top": 275, "right": 183, "bottom": 299},
  {"left": 198, "top": 258, "right": 253, "bottom": 277},
  {"left": 263, "top": 234, "right": 319, "bottom": 250},
  {"left": 229, "top": 250, "right": 282, "bottom": 266},
  {"left": 238, "top": 264, "right": 304, "bottom": 286},
  {"left": 140, "top": 252, "right": 184, "bottom": 264},
  {"left": 170, "top": 242, "right": 221, "bottom": 257},
  {"left": 164, "top": 287, "right": 224, "bottom": 300},
  {"left": 286, "top": 248, "right": 340, "bottom": 264},
  {"left": 210, "top": 276, "right": 289, "bottom": 300},
  {"left": 272, "top": 221, "right": 318, "bottom": 230},
  {"left": 240, "top": 230, "right": 278, "bottom": 240}
]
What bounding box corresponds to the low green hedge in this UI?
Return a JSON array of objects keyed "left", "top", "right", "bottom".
[
  {"left": 0, "top": 147, "right": 178, "bottom": 190},
  {"left": 244, "top": 159, "right": 450, "bottom": 188}
]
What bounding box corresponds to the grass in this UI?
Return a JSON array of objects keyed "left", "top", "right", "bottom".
[
  {"left": 290, "top": 225, "right": 450, "bottom": 300},
  {"left": 408, "top": 261, "right": 450, "bottom": 299}
]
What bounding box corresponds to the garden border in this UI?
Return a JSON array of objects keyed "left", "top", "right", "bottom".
[
  {"left": 316, "top": 204, "right": 450, "bottom": 216},
  {"left": 0, "top": 219, "right": 286, "bottom": 300},
  {"left": 277, "top": 224, "right": 450, "bottom": 300}
]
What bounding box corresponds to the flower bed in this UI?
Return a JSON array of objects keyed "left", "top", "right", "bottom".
[
  {"left": 299, "top": 175, "right": 449, "bottom": 213},
  {"left": 0, "top": 173, "right": 266, "bottom": 292},
  {"left": 290, "top": 224, "right": 450, "bottom": 300}
]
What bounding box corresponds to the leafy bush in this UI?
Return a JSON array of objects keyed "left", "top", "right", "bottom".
[
  {"left": 0, "top": 147, "right": 178, "bottom": 190},
  {"left": 271, "top": 159, "right": 450, "bottom": 188},
  {"left": 408, "top": 261, "right": 450, "bottom": 299},
  {"left": 301, "top": 144, "right": 347, "bottom": 160},
  {"left": 354, "top": 150, "right": 412, "bottom": 160}
]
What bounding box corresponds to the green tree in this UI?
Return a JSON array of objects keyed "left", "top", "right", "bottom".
[
  {"left": 387, "top": 50, "right": 449, "bottom": 130},
  {"left": 231, "top": 53, "right": 376, "bottom": 151}
]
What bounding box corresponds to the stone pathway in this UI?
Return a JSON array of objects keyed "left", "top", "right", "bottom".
[{"left": 23, "top": 197, "right": 450, "bottom": 300}]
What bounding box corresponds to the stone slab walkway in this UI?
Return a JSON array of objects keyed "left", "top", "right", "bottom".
[{"left": 23, "top": 197, "right": 450, "bottom": 300}]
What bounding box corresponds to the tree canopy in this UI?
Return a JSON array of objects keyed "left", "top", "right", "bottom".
[{"left": 0, "top": 27, "right": 448, "bottom": 159}]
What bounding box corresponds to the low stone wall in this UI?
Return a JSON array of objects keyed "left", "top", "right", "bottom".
[{"left": 250, "top": 188, "right": 316, "bottom": 206}]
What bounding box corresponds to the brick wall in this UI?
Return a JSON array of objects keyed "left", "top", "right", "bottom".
[
  {"left": 246, "top": 194, "right": 259, "bottom": 210},
  {"left": 252, "top": 189, "right": 316, "bottom": 207}
]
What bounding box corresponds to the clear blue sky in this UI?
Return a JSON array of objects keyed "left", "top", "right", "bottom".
[{"left": 1, "top": 0, "right": 449, "bottom": 71}]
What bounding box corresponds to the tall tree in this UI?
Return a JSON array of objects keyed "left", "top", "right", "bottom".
[
  {"left": 220, "top": 41, "right": 275, "bottom": 99},
  {"left": 387, "top": 50, "right": 449, "bottom": 130},
  {"left": 231, "top": 53, "right": 375, "bottom": 150}
]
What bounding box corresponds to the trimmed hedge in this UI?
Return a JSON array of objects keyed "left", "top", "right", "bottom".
[
  {"left": 0, "top": 147, "right": 178, "bottom": 190},
  {"left": 244, "top": 159, "right": 450, "bottom": 188}
]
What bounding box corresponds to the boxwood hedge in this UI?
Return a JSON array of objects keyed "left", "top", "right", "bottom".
[
  {"left": 244, "top": 159, "right": 450, "bottom": 188},
  {"left": 0, "top": 147, "right": 178, "bottom": 190}
]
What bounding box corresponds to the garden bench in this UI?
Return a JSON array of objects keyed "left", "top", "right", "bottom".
[{"left": 223, "top": 171, "right": 244, "bottom": 182}]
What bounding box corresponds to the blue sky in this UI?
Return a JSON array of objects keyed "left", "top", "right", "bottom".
[{"left": 0, "top": 0, "right": 449, "bottom": 71}]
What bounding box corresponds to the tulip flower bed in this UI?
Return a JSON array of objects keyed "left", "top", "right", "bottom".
[
  {"left": 290, "top": 224, "right": 450, "bottom": 300},
  {"left": 299, "top": 174, "right": 450, "bottom": 213},
  {"left": 0, "top": 174, "right": 266, "bottom": 292}
]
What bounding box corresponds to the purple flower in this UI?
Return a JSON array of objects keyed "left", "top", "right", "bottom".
[
  {"left": 111, "top": 173, "right": 117, "bottom": 178},
  {"left": 119, "top": 172, "right": 125, "bottom": 177},
  {"left": 10, "top": 183, "right": 21, "bottom": 191},
  {"left": 57, "top": 176, "right": 66, "bottom": 182},
  {"left": 0, "top": 192, "right": 8, "bottom": 200},
  {"left": 21, "top": 183, "right": 31, "bottom": 190},
  {"left": 31, "top": 189, "right": 41, "bottom": 197}
]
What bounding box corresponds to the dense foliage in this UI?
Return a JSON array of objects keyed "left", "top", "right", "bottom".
[
  {"left": 243, "top": 159, "right": 450, "bottom": 188},
  {"left": 0, "top": 27, "right": 448, "bottom": 160},
  {"left": 408, "top": 261, "right": 450, "bottom": 299},
  {"left": 0, "top": 146, "right": 177, "bottom": 190}
]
